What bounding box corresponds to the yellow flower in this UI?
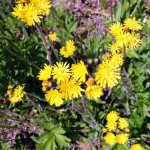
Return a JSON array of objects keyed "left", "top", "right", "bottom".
[
  {"left": 102, "top": 53, "right": 112, "bottom": 61},
  {"left": 66, "top": 40, "right": 75, "bottom": 53},
  {"left": 60, "top": 40, "right": 76, "bottom": 58},
  {"left": 125, "top": 128, "right": 130, "bottom": 133},
  {"left": 124, "top": 18, "right": 142, "bottom": 31},
  {"left": 85, "top": 85, "right": 103, "bottom": 100},
  {"left": 52, "top": 62, "right": 71, "bottom": 84},
  {"left": 71, "top": 60, "right": 88, "bottom": 82},
  {"left": 95, "top": 60, "right": 121, "bottom": 88},
  {"left": 38, "top": 64, "right": 52, "bottom": 81},
  {"left": 30, "top": 0, "right": 51, "bottom": 15},
  {"left": 45, "top": 89, "right": 63, "bottom": 106},
  {"left": 106, "top": 111, "right": 119, "bottom": 122},
  {"left": 109, "top": 42, "right": 120, "bottom": 54},
  {"left": 128, "top": 33, "right": 141, "bottom": 49},
  {"left": 115, "top": 32, "right": 131, "bottom": 48},
  {"left": 47, "top": 32, "right": 57, "bottom": 41},
  {"left": 116, "top": 133, "right": 128, "bottom": 144},
  {"left": 106, "top": 122, "right": 117, "bottom": 131},
  {"left": 8, "top": 85, "right": 26, "bottom": 103},
  {"left": 11, "top": 4, "right": 25, "bottom": 20},
  {"left": 110, "top": 53, "right": 124, "bottom": 67},
  {"left": 58, "top": 78, "right": 84, "bottom": 100},
  {"left": 60, "top": 46, "right": 69, "bottom": 58},
  {"left": 118, "top": 118, "right": 129, "bottom": 130},
  {"left": 109, "top": 22, "right": 123, "bottom": 36},
  {"left": 130, "top": 144, "right": 143, "bottom": 150},
  {"left": 104, "top": 132, "right": 116, "bottom": 145},
  {"left": 102, "top": 128, "right": 108, "bottom": 133},
  {"left": 11, "top": 0, "right": 51, "bottom": 26},
  {"left": 23, "top": 4, "right": 42, "bottom": 26},
  {"left": 7, "top": 85, "right": 13, "bottom": 95}
]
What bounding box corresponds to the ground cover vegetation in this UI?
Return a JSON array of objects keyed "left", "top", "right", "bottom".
[{"left": 0, "top": 0, "right": 150, "bottom": 149}]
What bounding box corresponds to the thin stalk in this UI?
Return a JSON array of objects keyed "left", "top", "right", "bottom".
[
  {"left": 51, "top": 43, "right": 59, "bottom": 61},
  {"left": 36, "top": 25, "right": 53, "bottom": 66},
  {"left": 81, "top": 95, "right": 100, "bottom": 128}
]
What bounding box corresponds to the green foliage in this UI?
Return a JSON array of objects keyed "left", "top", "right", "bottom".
[
  {"left": 0, "top": 1, "right": 149, "bottom": 149},
  {"left": 32, "top": 123, "right": 71, "bottom": 150}
]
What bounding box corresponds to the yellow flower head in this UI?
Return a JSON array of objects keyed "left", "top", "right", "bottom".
[
  {"left": 102, "top": 127, "right": 108, "bottom": 133},
  {"left": 106, "top": 111, "right": 119, "bottom": 122},
  {"left": 118, "top": 118, "right": 129, "bottom": 130},
  {"left": 85, "top": 85, "right": 103, "bottom": 100},
  {"left": 45, "top": 89, "right": 63, "bottom": 106},
  {"left": 95, "top": 60, "right": 121, "bottom": 88},
  {"left": 124, "top": 18, "right": 142, "bottom": 31},
  {"left": 58, "top": 78, "right": 84, "bottom": 100},
  {"left": 110, "top": 53, "right": 124, "bottom": 67},
  {"left": 38, "top": 64, "right": 52, "bottom": 81},
  {"left": 104, "top": 132, "right": 116, "bottom": 145},
  {"left": 109, "top": 22, "right": 123, "bottom": 36},
  {"left": 130, "top": 144, "right": 143, "bottom": 150},
  {"left": 115, "top": 32, "right": 131, "bottom": 48},
  {"left": 116, "top": 133, "right": 128, "bottom": 144},
  {"left": 60, "top": 46, "right": 69, "bottom": 58},
  {"left": 47, "top": 32, "right": 57, "bottom": 41},
  {"left": 7, "top": 85, "right": 13, "bottom": 95},
  {"left": 85, "top": 78, "right": 95, "bottom": 86},
  {"left": 52, "top": 62, "right": 71, "bottom": 84},
  {"left": 30, "top": 0, "right": 51, "bottom": 15},
  {"left": 60, "top": 40, "right": 76, "bottom": 58},
  {"left": 102, "top": 52, "right": 112, "bottom": 61},
  {"left": 125, "top": 128, "right": 130, "bottom": 133},
  {"left": 66, "top": 40, "right": 75, "bottom": 53},
  {"left": 71, "top": 60, "right": 88, "bottom": 82},
  {"left": 128, "top": 33, "right": 141, "bottom": 49},
  {"left": 106, "top": 122, "right": 117, "bottom": 131},
  {"left": 8, "top": 85, "right": 26, "bottom": 103},
  {"left": 11, "top": 4, "right": 25, "bottom": 20}
]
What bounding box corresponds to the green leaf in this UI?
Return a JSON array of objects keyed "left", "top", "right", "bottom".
[
  {"left": 44, "top": 122, "right": 54, "bottom": 131},
  {"left": 128, "top": 112, "right": 143, "bottom": 129},
  {"left": 127, "top": 50, "right": 139, "bottom": 59},
  {"left": 116, "top": 143, "right": 128, "bottom": 150},
  {"left": 112, "top": 144, "right": 128, "bottom": 150},
  {"left": 35, "top": 127, "right": 71, "bottom": 149},
  {"left": 141, "top": 104, "right": 149, "bottom": 119},
  {"left": 68, "top": 21, "right": 77, "bottom": 33},
  {"left": 38, "top": 132, "right": 53, "bottom": 144},
  {"left": 44, "top": 135, "right": 57, "bottom": 150}
]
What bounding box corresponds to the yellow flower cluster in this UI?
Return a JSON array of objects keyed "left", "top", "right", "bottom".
[
  {"left": 11, "top": 0, "right": 51, "bottom": 26},
  {"left": 38, "top": 61, "right": 89, "bottom": 106},
  {"left": 7, "top": 85, "right": 26, "bottom": 103},
  {"left": 109, "top": 18, "right": 142, "bottom": 54},
  {"left": 37, "top": 19, "right": 142, "bottom": 106},
  {"left": 60, "top": 40, "right": 76, "bottom": 58},
  {"left": 103, "top": 111, "right": 129, "bottom": 145}
]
